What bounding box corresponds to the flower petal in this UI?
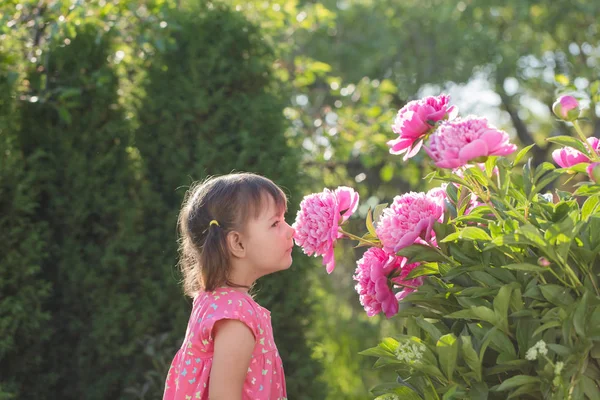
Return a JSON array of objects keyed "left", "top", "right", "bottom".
[{"left": 459, "top": 139, "right": 489, "bottom": 162}]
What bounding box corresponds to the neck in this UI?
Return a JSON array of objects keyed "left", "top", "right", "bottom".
[{"left": 226, "top": 258, "right": 261, "bottom": 291}]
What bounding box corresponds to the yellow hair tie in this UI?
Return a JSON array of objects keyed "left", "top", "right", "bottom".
[{"left": 209, "top": 220, "right": 220, "bottom": 227}]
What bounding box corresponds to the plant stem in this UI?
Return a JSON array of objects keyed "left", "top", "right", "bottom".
[
  {"left": 469, "top": 175, "right": 504, "bottom": 223},
  {"left": 568, "top": 346, "right": 591, "bottom": 399},
  {"left": 573, "top": 120, "right": 599, "bottom": 161},
  {"left": 338, "top": 228, "right": 382, "bottom": 248}
]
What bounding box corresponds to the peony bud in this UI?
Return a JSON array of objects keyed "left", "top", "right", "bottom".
[
  {"left": 587, "top": 162, "right": 600, "bottom": 184},
  {"left": 552, "top": 95, "right": 580, "bottom": 122},
  {"left": 538, "top": 257, "right": 551, "bottom": 267}
]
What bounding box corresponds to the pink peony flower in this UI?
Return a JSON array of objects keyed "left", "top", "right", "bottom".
[
  {"left": 552, "top": 137, "right": 600, "bottom": 168},
  {"left": 426, "top": 185, "right": 447, "bottom": 205},
  {"left": 391, "top": 258, "right": 424, "bottom": 300},
  {"left": 464, "top": 192, "right": 483, "bottom": 216},
  {"left": 293, "top": 186, "right": 359, "bottom": 273},
  {"left": 588, "top": 162, "right": 600, "bottom": 184},
  {"left": 376, "top": 191, "right": 444, "bottom": 254},
  {"left": 353, "top": 247, "right": 403, "bottom": 318},
  {"left": 552, "top": 95, "right": 580, "bottom": 121},
  {"left": 425, "top": 117, "right": 517, "bottom": 169},
  {"left": 388, "top": 94, "right": 456, "bottom": 160}
]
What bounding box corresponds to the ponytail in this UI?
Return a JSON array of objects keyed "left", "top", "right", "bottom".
[{"left": 198, "top": 223, "right": 230, "bottom": 292}]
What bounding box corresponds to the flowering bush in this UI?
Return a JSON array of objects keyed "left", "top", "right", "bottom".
[{"left": 294, "top": 94, "right": 600, "bottom": 399}]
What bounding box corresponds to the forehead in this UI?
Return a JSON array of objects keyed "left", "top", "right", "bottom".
[{"left": 254, "top": 192, "right": 286, "bottom": 219}]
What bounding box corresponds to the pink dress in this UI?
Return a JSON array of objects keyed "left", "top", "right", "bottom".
[{"left": 163, "top": 287, "right": 287, "bottom": 400}]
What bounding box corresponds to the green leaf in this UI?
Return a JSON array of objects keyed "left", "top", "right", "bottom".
[
  {"left": 373, "top": 203, "right": 388, "bottom": 224},
  {"left": 493, "top": 285, "right": 513, "bottom": 332},
  {"left": 459, "top": 287, "right": 496, "bottom": 298},
  {"left": 533, "top": 162, "right": 556, "bottom": 183},
  {"left": 516, "top": 319, "right": 536, "bottom": 357},
  {"left": 415, "top": 316, "right": 443, "bottom": 342},
  {"left": 566, "top": 162, "right": 590, "bottom": 174},
  {"left": 547, "top": 344, "right": 571, "bottom": 357},
  {"left": 412, "top": 363, "right": 447, "bottom": 383},
  {"left": 441, "top": 227, "right": 492, "bottom": 242},
  {"left": 532, "top": 320, "right": 561, "bottom": 337},
  {"left": 469, "top": 271, "right": 504, "bottom": 287},
  {"left": 461, "top": 336, "right": 481, "bottom": 382},
  {"left": 573, "top": 290, "right": 590, "bottom": 336},
  {"left": 523, "top": 159, "right": 534, "bottom": 198},
  {"left": 507, "top": 384, "right": 541, "bottom": 399},
  {"left": 442, "top": 384, "right": 460, "bottom": 400},
  {"left": 380, "top": 337, "right": 400, "bottom": 353},
  {"left": 547, "top": 136, "right": 590, "bottom": 156},
  {"left": 396, "top": 244, "right": 447, "bottom": 263},
  {"left": 373, "top": 357, "right": 404, "bottom": 369},
  {"left": 445, "top": 182, "right": 459, "bottom": 203},
  {"left": 359, "top": 346, "right": 393, "bottom": 359},
  {"left": 574, "top": 184, "right": 600, "bottom": 196},
  {"left": 581, "top": 375, "right": 600, "bottom": 399},
  {"left": 511, "top": 310, "right": 535, "bottom": 318},
  {"left": 582, "top": 195, "right": 600, "bottom": 221},
  {"left": 366, "top": 208, "right": 377, "bottom": 236},
  {"left": 374, "top": 387, "right": 422, "bottom": 400},
  {"left": 447, "top": 307, "right": 498, "bottom": 327},
  {"left": 369, "top": 382, "right": 404, "bottom": 396},
  {"left": 485, "top": 359, "right": 529, "bottom": 375},
  {"left": 501, "top": 263, "right": 548, "bottom": 273},
  {"left": 495, "top": 375, "right": 541, "bottom": 391},
  {"left": 469, "top": 382, "right": 489, "bottom": 400},
  {"left": 360, "top": 337, "right": 399, "bottom": 358},
  {"left": 437, "top": 334, "right": 458, "bottom": 380},
  {"left": 485, "top": 156, "right": 498, "bottom": 177},
  {"left": 517, "top": 224, "right": 550, "bottom": 249},
  {"left": 530, "top": 171, "right": 562, "bottom": 199},
  {"left": 406, "top": 263, "right": 439, "bottom": 279},
  {"left": 513, "top": 144, "right": 535, "bottom": 165},
  {"left": 489, "top": 329, "right": 516, "bottom": 358},
  {"left": 539, "top": 285, "right": 574, "bottom": 306}
]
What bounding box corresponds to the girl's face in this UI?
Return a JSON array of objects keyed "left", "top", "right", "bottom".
[{"left": 242, "top": 195, "right": 295, "bottom": 276}]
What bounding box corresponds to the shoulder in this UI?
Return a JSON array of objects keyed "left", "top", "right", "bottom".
[
  {"left": 200, "top": 288, "right": 257, "bottom": 312},
  {"left": 195, "top": 288, "right": 262, "bottom": 342}
]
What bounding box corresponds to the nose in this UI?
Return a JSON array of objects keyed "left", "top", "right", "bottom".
[{"left": 287, "top": 222, "right": 295, "bottom": 239}]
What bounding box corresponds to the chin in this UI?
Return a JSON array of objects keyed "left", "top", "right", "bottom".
[{"left": 281, "top": 259, "right": 293, "bottom": 270}]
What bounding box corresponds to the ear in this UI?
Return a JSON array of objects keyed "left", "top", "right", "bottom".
[{"left": 226, "top": 231, "right": 246, "bottom": 258}]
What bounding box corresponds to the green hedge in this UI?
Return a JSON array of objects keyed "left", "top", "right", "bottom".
[
  {"left": 14, "top": 24, "right": 151, "bottom": 399},
  {"left": 0, "top": 50, "right": 53, "bottom": 400}
]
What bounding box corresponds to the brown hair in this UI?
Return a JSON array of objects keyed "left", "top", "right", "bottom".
[{"left": 177, "top": 172, "right": 287, "bottom": 296}]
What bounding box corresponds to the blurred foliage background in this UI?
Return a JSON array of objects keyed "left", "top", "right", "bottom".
[{"left": 0, "top": 0, "right": 599, "bottom": 399}]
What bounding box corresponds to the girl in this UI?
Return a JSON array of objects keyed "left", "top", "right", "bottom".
[{"left": 163, "top": 173, "right": 294, "bottom": 400}]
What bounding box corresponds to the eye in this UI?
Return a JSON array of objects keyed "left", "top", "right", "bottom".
[{"left": 271, "top": 221, "right": 280, "bottom": 228}]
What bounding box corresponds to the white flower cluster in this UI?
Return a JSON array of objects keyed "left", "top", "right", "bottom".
[
  {"left": 525, "top": 340, "right": 548, "bottom": 360},
  {"left": 552, "top": 361, "right": 565, "bottom": 387},
  {"left": 554, "top": 361, "right": 564, "bottom": 375},
  {"left": 395, "top": 340, "right": 427, "bottom": 364},
  {"left": 378, "top": 395, "right": 400, "bottom": 400}
]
